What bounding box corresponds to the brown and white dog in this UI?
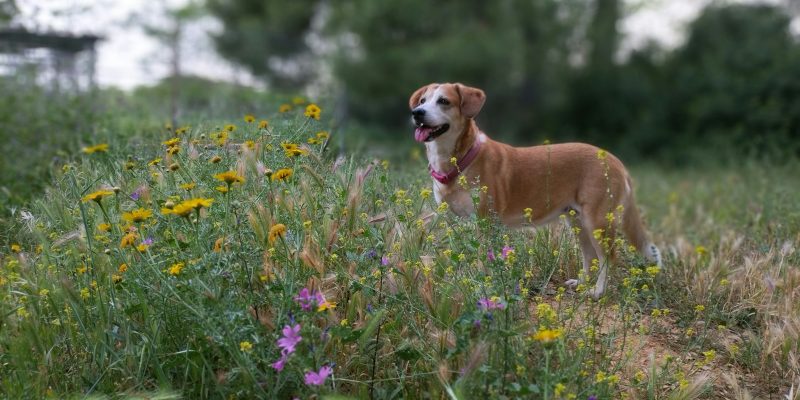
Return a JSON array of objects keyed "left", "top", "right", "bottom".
[{"left": 409, "top": 82, "right": 661, "bottom": 298}]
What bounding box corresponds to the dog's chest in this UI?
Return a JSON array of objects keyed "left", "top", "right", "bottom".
[{"left": 433, "top": 182, "right": 475, "bottom": 217}]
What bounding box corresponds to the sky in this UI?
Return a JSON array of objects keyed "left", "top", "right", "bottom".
[{"left": 12, "top": 0, "right": 798, "bottom": 90}]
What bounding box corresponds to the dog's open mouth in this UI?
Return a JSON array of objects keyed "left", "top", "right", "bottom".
[{"left": 414, "top": 123, "right": 450, "bottom": 142}]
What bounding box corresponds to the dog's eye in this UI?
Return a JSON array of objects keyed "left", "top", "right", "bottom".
[
  {"left": 437, "top": 97, "right": 450, "bottom": 106},
  {"left": 420, "top": 97, "right": 426, "bottom": 105}
]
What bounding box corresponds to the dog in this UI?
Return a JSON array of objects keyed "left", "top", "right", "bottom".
[{"left": 409, "top": 82, "right": 662, "bottom": 299}]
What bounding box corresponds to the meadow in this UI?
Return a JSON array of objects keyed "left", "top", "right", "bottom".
[{"left": 1, "top": 100, "right": 799, "bottom": 399}]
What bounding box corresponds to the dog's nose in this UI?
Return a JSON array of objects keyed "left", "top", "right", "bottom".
[{"left": 412, "top": 108, "right": 426, "bottom": 118}]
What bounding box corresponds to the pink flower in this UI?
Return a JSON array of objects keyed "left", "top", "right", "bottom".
[
  {"left": 487, "top": 248, "right": 496, "bottom": 261},
  {"left": 381, "top": 255, "right": 389, "bottom": 266},
  {"left": 501, "top": 245, "right": 514, "bottom": 259},
  {"left": 277, "top": 324, "right": 302, "bottom": 354},
  {"left": 304, "top": 365, "right": 333, "bottom": 386},
  {"left": 477, "top": 297, "right": 505, "bottom": 311},
  {"left": 294, "top": 288, "right": 316, "bottom": 311},
  {"left": 271, "top": 353, "right": 288, "bottom": 371}
]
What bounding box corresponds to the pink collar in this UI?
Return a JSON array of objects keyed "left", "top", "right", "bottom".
[{"left": 429, "top": 140, "right": 482, "bottom": 185}]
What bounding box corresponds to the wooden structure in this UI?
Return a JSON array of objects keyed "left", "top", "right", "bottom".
[{"left": 0, "top": 28, "right": 101, "bottom": 91}]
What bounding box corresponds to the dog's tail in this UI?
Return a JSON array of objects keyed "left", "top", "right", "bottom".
[{"left": 622, "top": 181, "right": 662, "bottom": 267}]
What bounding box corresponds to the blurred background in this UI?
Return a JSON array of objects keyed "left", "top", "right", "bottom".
[{"left": 2, "top": 0, "right": 800, "bottom": 216}]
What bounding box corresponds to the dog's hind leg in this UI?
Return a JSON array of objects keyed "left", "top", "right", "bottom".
[
  {"left": 565, "top": 223, "right": 600, "bottom": 289},
  {"left": 622, "top": 201, "right": 662, "bottom": 267}
]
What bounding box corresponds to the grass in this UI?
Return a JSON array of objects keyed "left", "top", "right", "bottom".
[{"left": 1, "top": 100, "right": 799, "bottom": 399}]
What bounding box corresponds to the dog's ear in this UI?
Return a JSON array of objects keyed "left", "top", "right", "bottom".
[
  {"left": 409, "top": 85, "right": 430, "bottom": 109},
  {"left": 456, "top": 83, "right": 486, "bottom": 119}
]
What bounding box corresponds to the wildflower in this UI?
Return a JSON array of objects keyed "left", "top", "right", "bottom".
[
  {"left": 269, "top": 223, "right": 287, "bottom": 243},
  {"left": 271, "top": 354, "right": 289, "bottom": 371},
  {"left": 282, "top": 143, "right": 309, "bottom": 157},
  {"left": 122, "top": 208, "right": 153, "bottom": 224},
  {"left": 97, "top": 223, "right": 111, "bottom": 232},
  {"left": 477, "top": 297, "right": 505, "bottom": 311},
  {"left": 244, "top": 140, "right": 256, "bottom": 150},
  {"left": 317, "top": 298, "right": 337, "bottom": 312},
  {"left": 316, "top": 131, "right": 329, "bottom": 140},
  {"left": 120, "top": 232, "right": 138, "bottom": 248},
  {"left": 214, "top": 171, "right": 245, "bottom": 185},
  {"left": 277, "top": 324, "right": 302, "bottom": 354},
  {"left": 487, "top": 248, "right": 496, "bottom": 262},
  {"left": 77, "top": 265, "right": 88, "bottom": 274},
  {"left": 213, "top": 237, "right": 224, "bottom": 252},
  {"left": 294, "top": 288, "right": 316, "bottom": 311},
  {"left": 500, "top": 245, "right": 515, "bottom": 259},
  {"left": 118, "top": 263, "right": 128, "bottom": 273},
  {"left": 596, "top": 149, "right": 607, "bottom": 160},
  {"left": 81, "top": 190, "right": 114, "bottom": 203},
  {"left": 39, "top": 289, "right": 49, "bottom": 297},
  {"left": 162, "top": 138, "right": 180, "bottom": 147},
  {"left": 420, "top": 188, "right": 432, "bottom": 199},
  {"left": 271, "top": 168, "right": 293, "bottom": 182},
  {"left": 304, "top": 365, "right": 332, "bottom": 386},
  {"left": 244, "top": 114, "right": 255, "bottom": 123},
  {"left": 437, "top": 202, "right": 449, "bottom": 213},
  {"left": 168, "top": 262, "right": 185, "bottom": 276},
  {"left": 224, "top": 124, "right": 236, "bottom": 132},
  {"left": 210, "top": 155, "right": 222, "bottom": 164},
  {"left": 161, "top": 198, "right": 213, "bottom": 218},
  {"left": 279, "top": 103, "right": 292, "bottom": 113},
  {"left": 10, "top": 243, "right": 21, "bottom": 253},
  {"left": 292, "top": 96, "right": 306, "bottom": 105},
  {"left": 82, "top": 143, "right": 109, "bottom": 154},
  {"left": 112, "top": 274, "right": 122, "bottom": 283},
  {"left": 240, "top": 340, "right": 253, "bottom": 352},
  {"left": 646, "top": 265, "right": 660, "bottom": 277},
  {"left": 532, "top": 328, "right": 562, "bottom": 343},
  {"left": 258, "top": 120, "right": 269, "bottom": 129},
  {"left": 381, "top": 256, "right": 390, "bottom": 266},
  {"left": 148, "top": 158, "right": 162, "bottom": 167},
  {"left": 304, "top": 104, "right": 321, "bottom": 120},
  {"left": 180, "top": 182, "right": 195, "bottom": 191},
  {"left": 554, "top": 383, "right": 566, "bottom": 396},
  {"left": 80, "top": 288, "right": 91, "bottom": 299},
  {"left": 694, "top": 304, "right": 705, "bottom": 313}
]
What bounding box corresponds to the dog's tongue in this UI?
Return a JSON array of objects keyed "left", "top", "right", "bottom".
[{"left": 415, "top": 126, "right": 433, "bottom": 142}]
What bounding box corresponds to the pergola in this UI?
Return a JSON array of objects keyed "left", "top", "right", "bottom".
[{"left": 0, "top": 28, "right": 101, "bottom": 91}]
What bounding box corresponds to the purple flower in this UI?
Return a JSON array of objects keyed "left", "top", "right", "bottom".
[
  {"left": 588, "top": 396, "right": 597, "bottom": 400},
  {"left": 294, "top": 288, "right": 316, "bottom": 311},
  {"left": 487, "top": 249, "right": 496, "bottom": 262},
  {"left": 477, "top": 297, "right": 505, "bottom": 312},
  {"left": 277, "top": 324, "right": 302, "bottom": 354},
  {"left": 501, "top": 245, "right": 514, "bottom": 259},
  {"left": 271, "top": 353, "right": 288, "bottom": 371},
  {"left": 381, "top": 255, "right": 389, "bottom": 266},
  {"left": 130, "top": 189, "right": 140, "bottom": 201},
  {"left": 304, "top": 365, "right": 332, "bottom": 386},
  {"left": 142, "top": 237, "right": 154, "bottom": 246}
]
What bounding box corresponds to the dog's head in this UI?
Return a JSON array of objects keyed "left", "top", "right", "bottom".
[{"left": 409, "top": 83, "right": 485, "bottom": 143}]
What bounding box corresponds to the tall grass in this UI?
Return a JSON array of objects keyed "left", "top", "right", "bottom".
[{"left": 1, "top": 101, "right": 798, "bottom": 399}]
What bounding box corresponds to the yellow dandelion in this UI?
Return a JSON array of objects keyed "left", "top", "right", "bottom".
[
  {"left": 214, "top": 171, "right": 245, "bottom": 185},
  {"left": 532, "top": 328, "right": 563, "bottom": 343},
  {"left": 120, "top": 232, "right": 138, "bottom": 248},
  {"left": 268, "top": 223, "right": 287, "bottom": 243},
  {"left": 180, "top": 182, "right": 196, "bottom": 191},
  {"left": 279, "top": 103, "right": 292, "bottom": 113},
  {"left": 81, "top": 190, "right": 114, "bottom": 203},
  {"left": 80, "top": 287, "right": 90, "bottom": 300},
  {"left": 112, "top": 274, "right": 122, "bottom": 284},
  {"left": 82, "top": 143, "right": 109, "bottom": 154},
  {"left": 167, "top": 146, "right": 180, "bottom": 155},
  {"left": 317, "top": 300, "right": 336, "bottom": 312},
  {"left": 162, "top": 138, "right": 180, "bottom": 147},
  {"left": 271, "top": 168, "right": 293, "bottom": 182},
  {"left": 215, "top": 185, "right": 229, "bottom": 194},
  {"left": 97, "top": 223, "right": 111, "bottom": 232},
  {"left": 258, "top": 120, "right": 269, "bottom": 129},
  {"left": 168, "top": 262, "right": 185, "bottom": 276},
  {"left": 210, "top": 155, "right": 222, "bottom": 164},
  {"left": 224, "top": 124, "right": 236, "bottom": 132},
  {"left": 122, "top": 208, "right": 153, "bottom": 224},
  {"left": 304, "top": 103, "right": 321, "bottom": 120},
  {"left": 118, "top": 263, "right": 128, "bottom": 273},
  {"left": 244, "top": 140, "right": 256, "bottom": 150},
  {"left": 148, "top": 158, "right": 162, "bottom": 166},
  {"left": 244, "top": 114, "right": 255, "bottom": 123},
  {"left": 213, "top": 237, "right": 224, "bottom": 252}
]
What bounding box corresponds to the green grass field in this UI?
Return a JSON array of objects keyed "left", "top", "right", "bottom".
[{"left": 1, "top": 102, "right": 799, "bottom": 399}]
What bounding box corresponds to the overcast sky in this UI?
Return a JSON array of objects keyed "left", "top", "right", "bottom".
[{"left": 13, "top": 0, "right": 797, "bottom": 90}]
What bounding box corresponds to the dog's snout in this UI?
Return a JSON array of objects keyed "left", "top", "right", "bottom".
[{"left": 411, "top": 108, "right": 426, "bottom": 119}]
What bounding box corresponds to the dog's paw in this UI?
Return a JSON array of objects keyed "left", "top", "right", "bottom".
[
  {"left": 564, "top": 279, "right": 579, "bottom": 288},
  {"left": 587, "top": 287, "right": 604, "bottom": 300}
]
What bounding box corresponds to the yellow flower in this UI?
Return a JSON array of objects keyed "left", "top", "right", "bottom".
[
  {"left": 304, "top": 103, "right": 321, "bottom": 120},
  {"left": 97, "top": 223, "right": 111, "bottom": 232},
  {"left": 224, "top": 124, "right": 236, "bottom": 132},
  {"left": 82, "top": 190, "right": 114, "bottom": 203},
  {"left": 316, "top": 131, "right": 329, "bottom": 140},
  {"left": 695, "top": 245, "right": 707, "bottom": 256},
  {"left": 10, "top": 243, "right": 21, "bottom": 253},
  {"left": 167, "top": 146, "right": 180, "bottom": 155},
  {"left": 317, "top": 300, "right": 336, "bottom": 312},
  {"left": 596, "top": 149, "right": 607, "bottom": 160},
  {"left": 215, "top": 185, "right": 229, "bottom": 193},
  {"left": 210, "top": 155, "right": 222, "bottom": 164},
  {"left": 420, "top": 188, "right": 432, "bottom": 199},
  {"left": 292, "top": 96, "right": 306, "bottom": 105},
  {"left": 244, "top": 114, "right": 255, "bottom": 123},
  {"left": 216, "top": 131, "right": 229, "bottom": 146},
  {"left": 112, "top": 274, "right": 122, "bottom": 283},
  {"left": 120, "top": 232, "right": 138, "bottom": 248},
  {"left": 82, "top": 143, "right": 109, "bottom": 154},
  {"left": 122, "top": 208, "right": 153, "bottom": 224},
  {"left": 136, "top": 243, "right": 149, "bottom": 252},
  {"left": 268, "top": 223, "right": 287, "bottom": 243},
  {"left": 213, "top": 237, "right": 224, "bottom": 252},
  {"left": 162, "top": 198, "right": 213, "bottom": 217},
  {"left": 271, "top": 168, "right": 293, "bottom": 182},
  {"left": 214, "top": 171, "right": 245, "bottom": 185},
  {"left": 258, "top": 120, "right": 269, "bottom": 129},
  {"left": 279, "top": 103, "right": 292, "bottom": 113},
  {"left": 694, "top": 304, "right": 705, "bottom": 313},
  {"left": 39, "top": 289, "right": 49, "bottom": 297},
  {"left": 532, "top": 328, "right": 562, "bottom": 343},
  {"left": 80, "top": 287, "right": 90, "bottom": 299},
  {"left": 118, "top": 263, "right": 128, "bottom": 273},
  {"left": 240, "top": 341, "right": 253, "bottom": 352},
  {"left": 554, "top": 383, "right": 566, "bottom": 396},
  {"left": 168, "top": 262, "right": 185, "bottom": 276},
  {"left": 162, "top": 138, "right": 180, "bottom": 147},
  {"left": 148, "top": 158, "right": 162, "bottom": 167},
  {"left": 180, "top": 182, "right": 196, "bottom": 191},
  {"left": 244, "top": 140, "right": 256, "bottom": 150}
]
